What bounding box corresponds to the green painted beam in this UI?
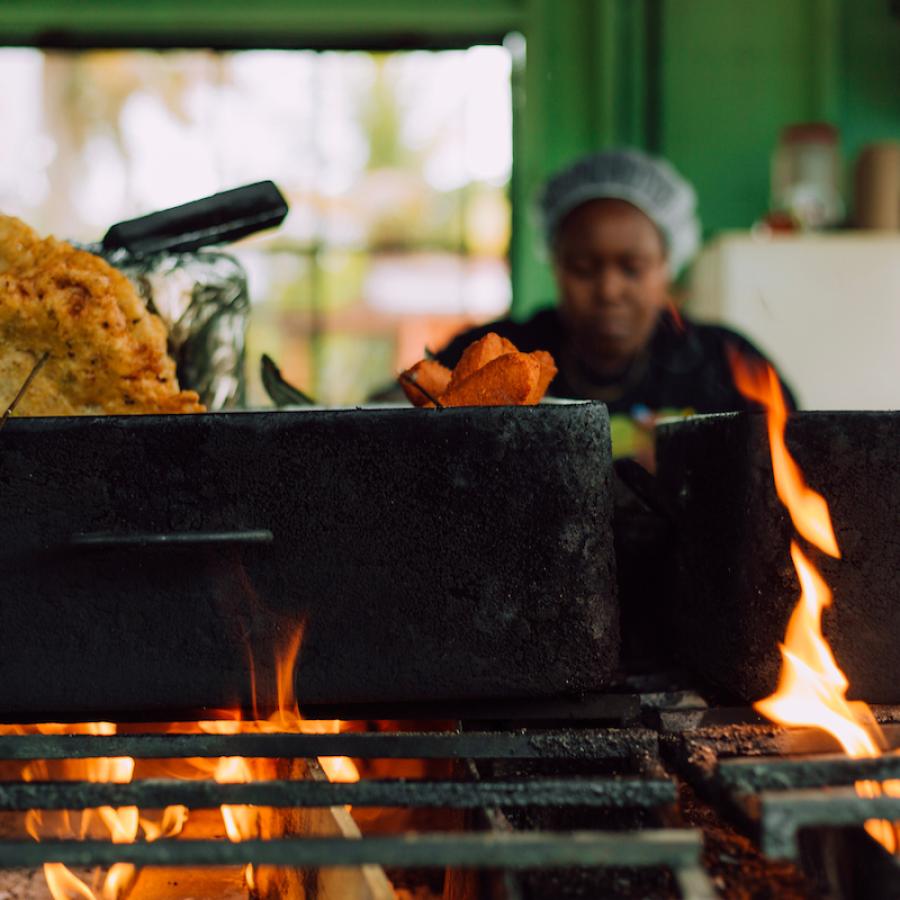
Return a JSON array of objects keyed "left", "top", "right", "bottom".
[{"left": 0, "top": 0, "right": 524, "bottom": 47}]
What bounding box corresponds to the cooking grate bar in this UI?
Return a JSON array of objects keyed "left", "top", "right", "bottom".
[
  {"left": 302, "top": 692, "right": 640, "bottom": 723},
  {"left": 0, "top": 729, "right": 657, "bottom": 761},
  {"left": 759, "top": 788, "right": 900, "bottom": 860},
  {"left": 0, "top": 776, "right": 676, "bottom": 810},
  {"left": 0, "top": 830, "right": 705, "bottom": 869},
  {"left": 719, "top": 752, "right": 900, "bottom": 792}
]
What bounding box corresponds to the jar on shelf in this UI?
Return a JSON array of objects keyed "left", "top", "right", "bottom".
[{"left": 771, "top": 122, "right": 843, "bottom": 230}]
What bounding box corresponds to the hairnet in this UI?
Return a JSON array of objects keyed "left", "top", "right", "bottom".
[{"left": 538, "top": 149, "right": 702, "bottom": 277}]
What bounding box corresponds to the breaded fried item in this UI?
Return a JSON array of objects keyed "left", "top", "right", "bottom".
[
  {"left": 441, "top": 352, "right": 542, "bottom": 407},
  {"left": 0, "top": 215, "right": 204, "bottom": 416},
  {"left": 524, "top": 350, "right": 558, "bottom": 404},
  {"left": 399, "top": 359, "right": 452, "bottom": 407},
  {"left": 447, "top": 332, "right": 509, "bottom": 390}
]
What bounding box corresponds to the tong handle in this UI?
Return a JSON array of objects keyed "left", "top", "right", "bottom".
[{"left": 101, "top": 181, "right": 288, "bottom": 256}]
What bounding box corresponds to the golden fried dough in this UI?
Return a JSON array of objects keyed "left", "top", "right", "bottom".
[
  {"left": 399, "top": 359, "right": 452, "bottom": 407},
  {"left": 524, "top": 350, "right": 558, "bottom": 405},
  {"left": 440, "top": 352, "right": 542, "bottom": 407},
  {"left": 447, "top": 332, "right": 508, "bottom": 390},
  {"left": 0, "top": 215, "right": 203, "bottom": 416}
]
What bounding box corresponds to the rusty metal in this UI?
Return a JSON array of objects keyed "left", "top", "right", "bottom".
[
  {"left": 0, "top": 728, "right": 658, "bottom": 762},
  {"left": 0, "top": 776, "right": 676, "bottom": 811},
  {"left": 0, "top": 830, "right": 706, "bottom": 870},
  {"left": 719, "top": 752, "right": 900, "bottom": 793},
  {"left": 760, "top": 788, "right": 900, "bottom": 860}
]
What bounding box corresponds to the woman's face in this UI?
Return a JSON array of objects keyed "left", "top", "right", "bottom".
[{"left": 553, "top": 198, "right": 669, "bottom": 375}]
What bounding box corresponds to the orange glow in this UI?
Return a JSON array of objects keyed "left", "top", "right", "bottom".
[
  {"left": 2, "top": 720, "right": 190, "bottom": 900},
  {"left": 755, "top": 542, "right": 880, "bottom": 756},
  {"left": 667, "top": 298, "right": 685, "bottom": 333},
  {"left": 256, "top": 623, "right": 359, "bottom": 785},
  {"left": 730, "top": 352, "right": 898, "bottom": 853},
  {"left": 202, "top": 622, "right": 360, "bottom": 889},
  {"left": 4, "top": 617, "right": 359, "bottom": 898},
  {"left": 729, "top": 349, "right": 840, "bottom": 558}
]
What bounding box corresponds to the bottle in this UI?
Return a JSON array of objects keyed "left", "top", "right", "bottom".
[
  {"left": 854, "top": 142, "right": 900, "bottom": 230},
  {"left": 771, "top": 123, "right": 843, "bottom": 230}
]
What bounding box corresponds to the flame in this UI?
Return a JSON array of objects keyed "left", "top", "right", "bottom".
[
  {"left": 2, "top": 720, "right": 190, "bottom": 900},
  {"left": 199, "top": 621, "right": 359, "bottom": 891},
  {"left": 730, "top": 351, "right": 898, "bottom": 853},
  {"left": 729, "top": 349, "right": 839, "bottom": 558},
  {"left": 3, "top": 617, "right": 359, "bottom": 898}
]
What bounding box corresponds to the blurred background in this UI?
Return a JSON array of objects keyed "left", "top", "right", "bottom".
[{"left": 0, "top": 0, "right": 897, "bottom": 407}]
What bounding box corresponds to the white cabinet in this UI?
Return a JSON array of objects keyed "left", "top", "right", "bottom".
[{"left": 687, "top": 233, "right": 900, "bottom": 410}]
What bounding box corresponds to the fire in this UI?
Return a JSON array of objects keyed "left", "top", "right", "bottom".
[
  {"left": 5, "top": 720, "right": 187, "bottom": 900},
  {"left": 3, "top": 617, "right": 358, "bottom": 898},
  {"left": 730, "top": 351, "right": 899, "bottom": 853},
  {"left": 196, "top": 622, "right": 360, "bottom": 890},
  {"left": 729, "top": 353, "right": 839, "bottom": 558}
]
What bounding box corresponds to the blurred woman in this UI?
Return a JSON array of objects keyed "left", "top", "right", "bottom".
[{"left": 436, "top": 149, "right": 794, "bottom": 461}]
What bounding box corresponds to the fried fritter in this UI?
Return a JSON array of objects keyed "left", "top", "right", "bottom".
[
  {"left": 446, "top": 332, "right": 508, "bottom": 390},
  {"left": 0, "top": 215, "right": 204, "bottom": 416},
  {"left": 525, "top": 350, "right": 558, "bottom": 404},
  {"left": 440, "top": 351, "right": 542, "bottom": 407},
  {"left": 399, "top": 358, "right": 452, "bottom": 407}
]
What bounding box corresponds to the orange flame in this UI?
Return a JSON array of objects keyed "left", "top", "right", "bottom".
[
  {"left": 5, "top": 616, "right": 359, "bottom": 898},
  {"left": 729, "top": 350, "right": 839, "bottom": 558},
  {"left": 730, "top": 351, "right": 898, "bottom": 853},
  {"left": 200, "top": 620, "right": 359, "bottom": 891},
  {"left": 3, "top": 720, "right": 189, "bottom": 900}
]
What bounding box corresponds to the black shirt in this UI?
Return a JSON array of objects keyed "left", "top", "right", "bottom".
[
  {"left": 436, "top": 307, "right": 795, "bottom": 414},
  {"left": 435, "top": 307, "right": 796, "bottom": 458}
]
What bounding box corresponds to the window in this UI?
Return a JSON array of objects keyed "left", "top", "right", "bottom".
[{"left": 0, "top": 46, "right": 513, "bottom": 404}]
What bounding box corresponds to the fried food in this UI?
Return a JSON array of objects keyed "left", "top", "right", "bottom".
[
  {"left": 399, "top": 332, "right": 557, "bottom": 408},
  {"left": 441, "top": 352, "right": 542, "bottom": 407},
  {"left": 446, "top": 332, "right": 508, "bottom": 390},
  {"left": 0, "top": 215, "right": 204, "bottom": 416},
  {"left": 399, "top": 359, "right": 452, "bottom": 407},
  {"left": 525, "top": 350, "right": 559, "bottom": 405}
]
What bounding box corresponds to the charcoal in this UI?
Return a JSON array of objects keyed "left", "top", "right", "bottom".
[
  {"left": 655, "top": 411, "right": 900, "bottom": 704},
  {"left": 0, "top": 403, "right": 616, "bottom": 718}
]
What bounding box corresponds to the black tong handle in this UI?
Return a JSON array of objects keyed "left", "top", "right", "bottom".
[{"left": 101, "top": 181, "right": 288, "bottom": 257}]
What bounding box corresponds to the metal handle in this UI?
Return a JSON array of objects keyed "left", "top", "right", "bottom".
[
  {"left": 68, "top": 530, "right": 273, "bottom": 549},
  {"left": 101, "top": 181, "right": 288, "bottom": 256}
]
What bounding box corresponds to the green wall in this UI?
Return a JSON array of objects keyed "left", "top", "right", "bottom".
[
  {"left": 658, "top": 0, "right": 835, "bottom": 236},
  {"left": 516, "top": 0, "right": 900, "bottom": 316},
  {"left": 0, "top": 0, "right": 897, "bottom": 317},
  {"left": 657, "top": 0, "right": 900, "bottom": 242}
]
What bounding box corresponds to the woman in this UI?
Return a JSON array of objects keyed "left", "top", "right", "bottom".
[{"left": 436, "top": 149, "right": 794, "bottom": 461}]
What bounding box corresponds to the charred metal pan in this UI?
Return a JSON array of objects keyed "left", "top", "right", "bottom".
[
  {"left": 0, "top": 403, "right": 617, "bottom": 720},
  {"left": 653, "top": 411, "right": 900, "bottom": 704}
]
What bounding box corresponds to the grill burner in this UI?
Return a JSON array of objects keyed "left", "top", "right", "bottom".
[
  {"left": 655, "top": 411, "right": 900, "bottom": 704},
  {"left": 2, "top": 675, "right": 899, "bottom": 898},
  {"left": 0, "top": 404, "right": 616, "bottom": 719}
]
